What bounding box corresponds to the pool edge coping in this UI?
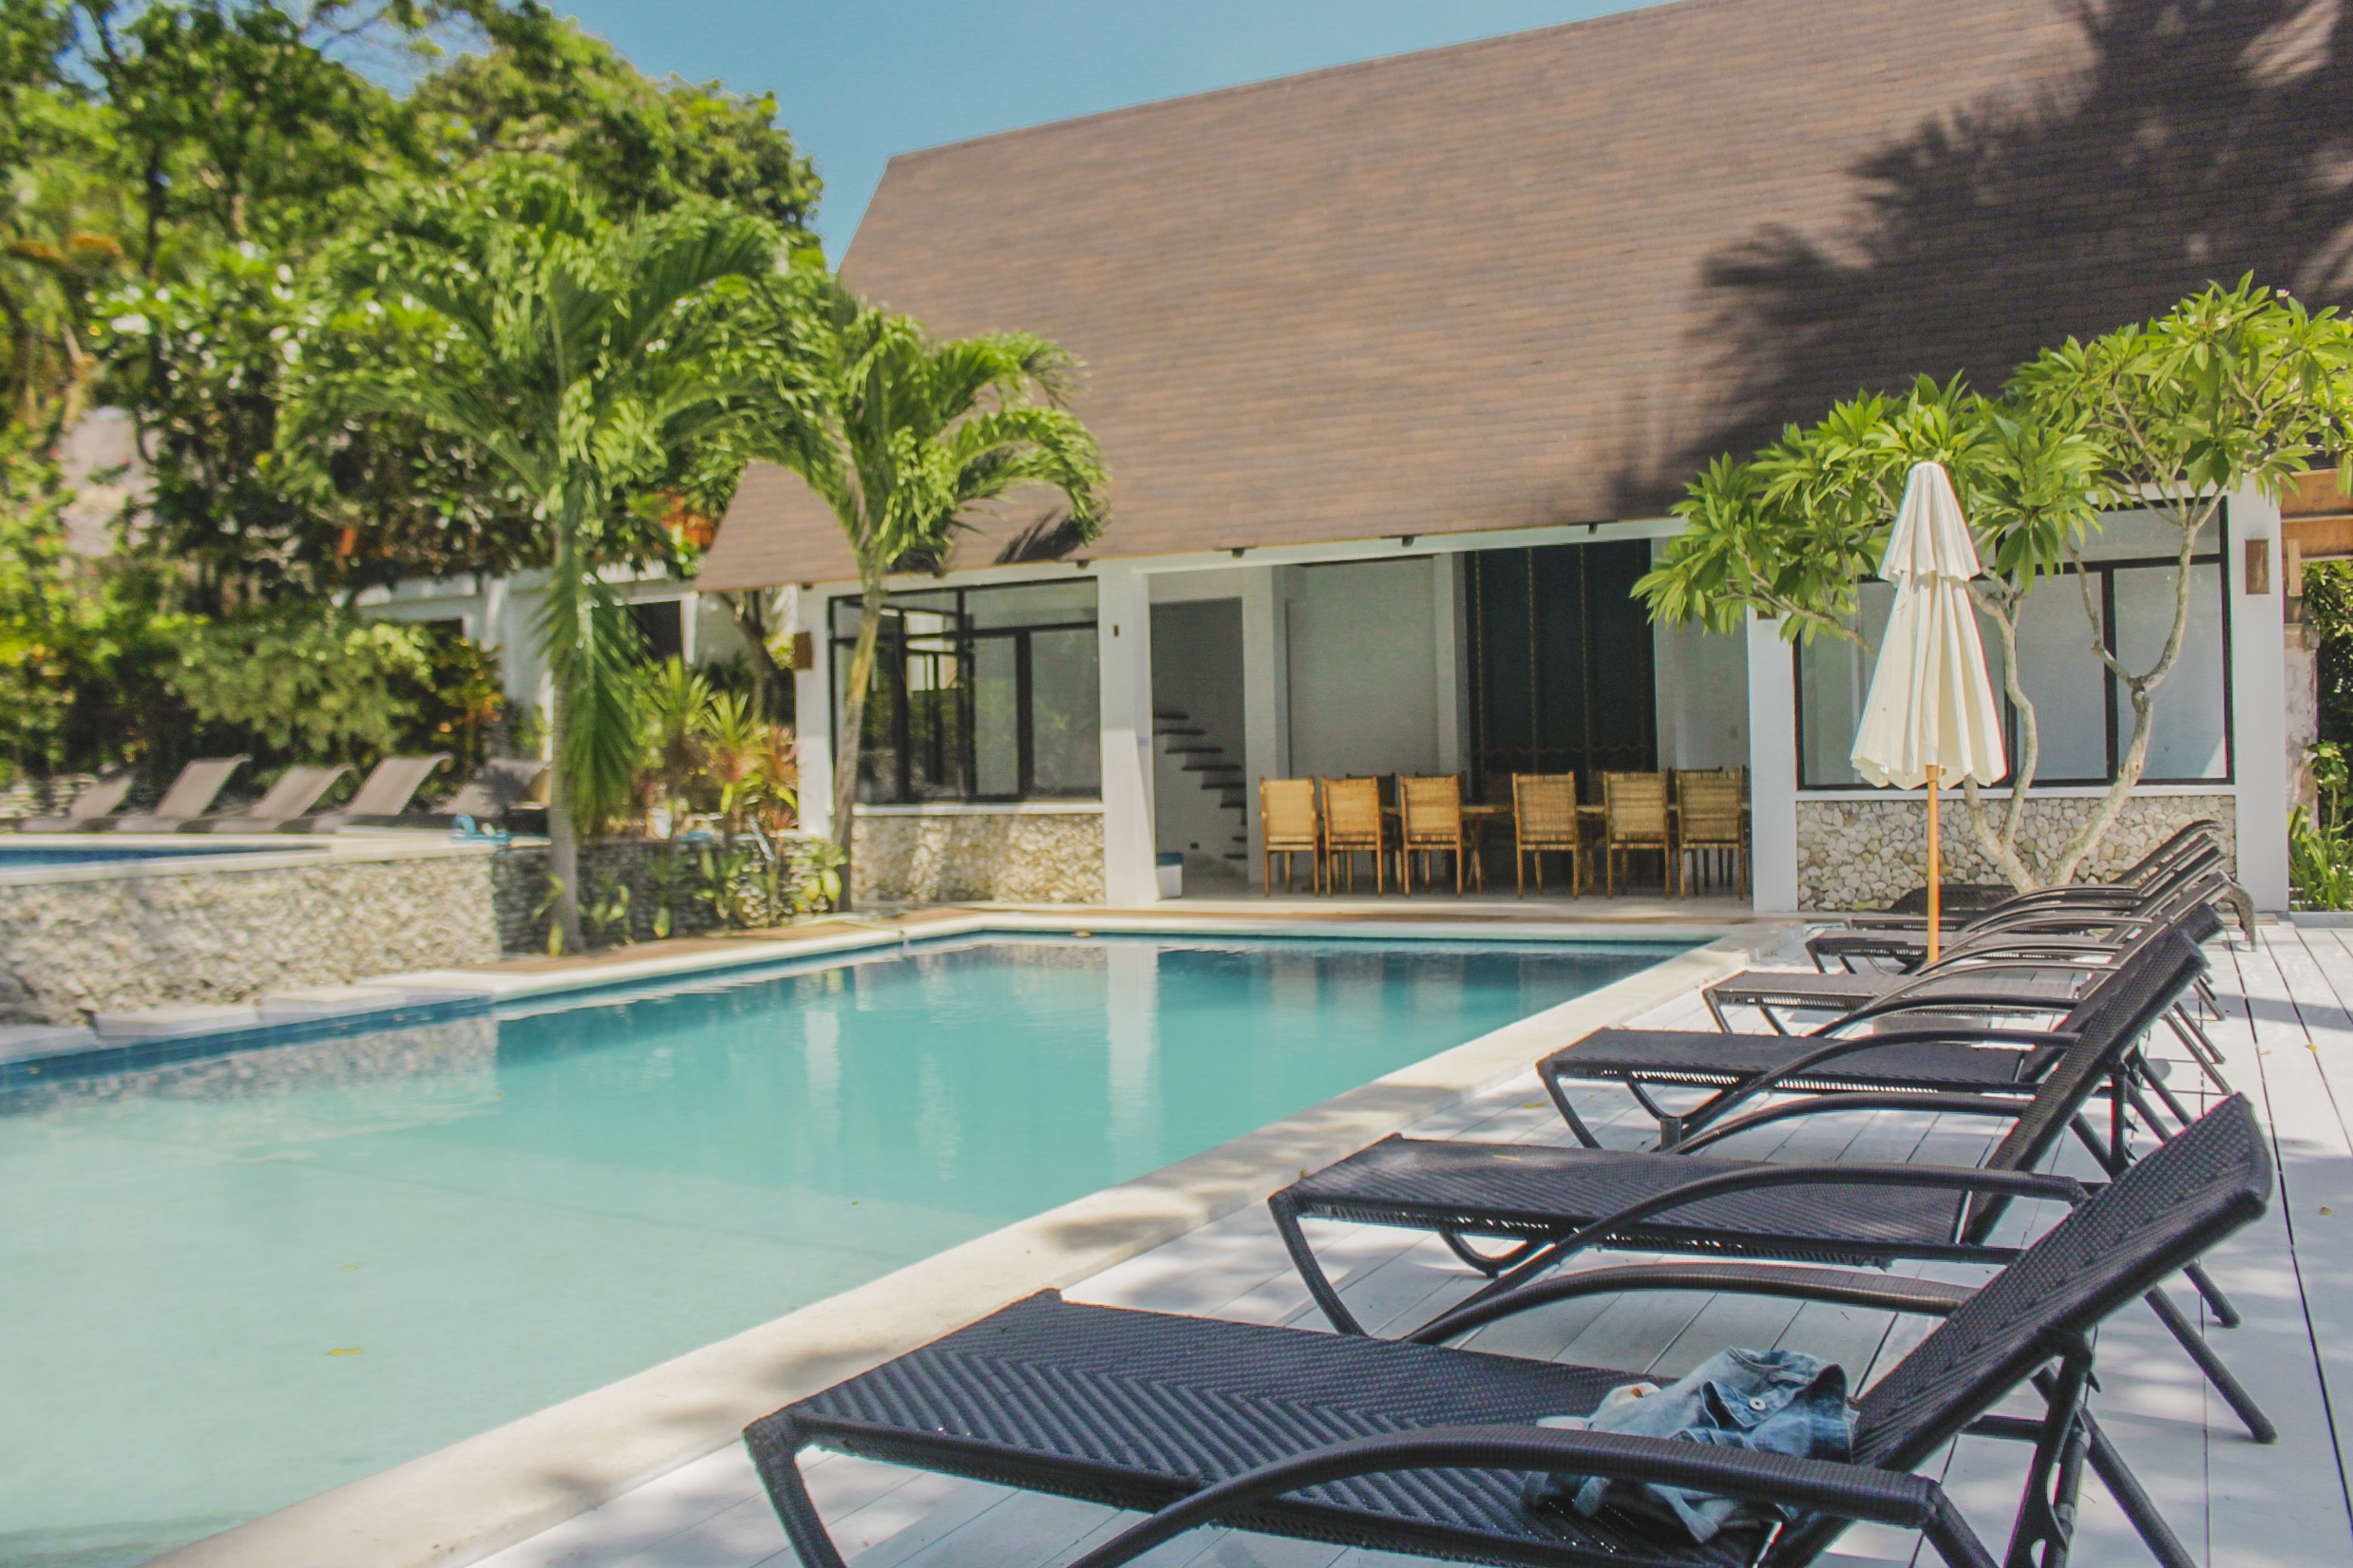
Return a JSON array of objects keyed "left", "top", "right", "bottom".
[{"left": 140, "top": 922, "right": 1791, "bottom": 1568}]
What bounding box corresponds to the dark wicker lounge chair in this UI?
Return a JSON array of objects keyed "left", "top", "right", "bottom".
[
  {"left": 1271, "top": 934, "right": 2274, "bottom": 1445},
  {"left": 1806, "top": 837, "right": 2230, "bottom": 972},
  {"left": 1539, "top": 907, "right": 2218, "bottom": 1154},
  {"left": 748, "top": 1094, "right": 2270, "bottom": 1568}
]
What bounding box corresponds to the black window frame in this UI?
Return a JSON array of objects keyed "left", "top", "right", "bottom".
[
  {"left": 828, "top": 582, "right": 1100, "bottom": 804},
  {"left": 1793, "top": 509, "right": 2234, "bottom": 790}
]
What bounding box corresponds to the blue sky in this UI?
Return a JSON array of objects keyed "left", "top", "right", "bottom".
[{"left": 549, "top": 1, "right": 1665, "bottom": 253}]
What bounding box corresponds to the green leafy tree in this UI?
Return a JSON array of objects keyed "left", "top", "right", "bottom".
[
  {"left": 303, "top": 165, "right": 777, "bottom": 948},
  {"left": 742, "top": 275, "right": 1110, "bottom": 901},
  {"left": 407, "top": 2, "right": 821, "bottom": 233},
  {"left": 166, "top": 599, "right": 432, "bottom": 760},
  {"left": 1642, "top": 279, "right": 2353, "bottom": 887}
]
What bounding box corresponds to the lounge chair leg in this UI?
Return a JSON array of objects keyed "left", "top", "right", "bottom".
[
  {"left": 2002, "top": 1343, "right": 2094, "bottom": 1568},
  {"left": 1270, "top": 1191, "right": 1367, "bottom": 1336},
  {"left": 745, "top": 1415, "right": 854, "bottom": 1568},
  {"left": 1540, "top": 1062, "right": 1606, "bottom": 1148},
  {"left": 2142, "top": 1285, "right": 2275, "bottom": 1443}
]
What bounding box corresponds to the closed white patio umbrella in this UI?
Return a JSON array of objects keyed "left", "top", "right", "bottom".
[{"left": 1850, "top": 461, "right": 2007, "bottom": 961}]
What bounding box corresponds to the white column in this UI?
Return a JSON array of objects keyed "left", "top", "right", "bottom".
[
  {"left": 1433, "top": 553, "right": 1465, "bottom": 775},
  {"left": 796, "top": 587, "right": 836, "bottom": 842},
  {"left": 1098, "top": 563, "right": 1159, "bottom": 904},
  {"left": 1240, "top": 565, "right": 1291, "bottom": 885},
  {"left": 2230, "top": 485, "right": 2289, "bottom": 910},
  {"left": 1745, "top": 613, "right": 1800, "bottom": 912}
]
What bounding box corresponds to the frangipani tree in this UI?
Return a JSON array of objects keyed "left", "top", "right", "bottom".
[
  {"left": 1641, "top": 280, "right": 2353, "bottom": 888},
  {"left": 746, "top": 274, "right": 1108, "bottom": 900},
  {"left": 300, "top": 166, "right": 778, "bottom": 948}
]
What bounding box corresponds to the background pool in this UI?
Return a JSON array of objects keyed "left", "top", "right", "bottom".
[
  {"left": 0, "top": 932, "right": 1686, "bottom": 1566},
  {"left": 0, "top": 840, "right": 331, "bottom": 868}
]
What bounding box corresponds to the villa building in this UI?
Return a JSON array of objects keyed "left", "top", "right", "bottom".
[{"left": 394, "top": 0, "right": 2331, "bottom": 911}]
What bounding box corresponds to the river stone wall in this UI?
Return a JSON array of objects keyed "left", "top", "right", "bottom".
[
  {"left": 1794, "top": 793, "right": 2235, "bottom": 911},
  {"left": 0, "top": 853, "right": 501, "bottom": 1026},
  {"left": 853, "top": 811, "right": 1105, "bottom": 904}
]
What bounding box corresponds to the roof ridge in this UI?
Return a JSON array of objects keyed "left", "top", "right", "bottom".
[{"left": 872, "top": 0, "right": 1718, "bottom": 171}]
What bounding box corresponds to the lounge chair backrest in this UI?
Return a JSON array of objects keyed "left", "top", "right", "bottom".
[
  {"left": 346, "top": 754, "right": 450, "bottom": 816},
  {"left": 151, "top": 757, "right": 248, "bottom": 819},
  {"left": 243, "top": 765, "right": 347, "bottom": 819},
  {"left": 1260, "top": 779, "right": 1319, "bottom": 847},
  {"left": 1510, "top": 773, "right": 1578, "bottom": 848},
  {"left": 1847, "top": 1094, "right": 2269, "bottom": 1487},
  {"left": 1960, "top": 931, "right": 2208, "bottom": 1244},
  {"left": 66, "top": 771, "right": 137, "bottom": 820},
  {"left": 2116, "top": 818, "right": 2221, "bottom": 885},
  {"left": 1319, "top": 777, "right": 1383, "bottom": 842},
  {"left": 444, "top": 758, "right": 547, "bottom": 816},
  {"left": 1398, "top": 775, "right": 1461, "bottom": 841}
]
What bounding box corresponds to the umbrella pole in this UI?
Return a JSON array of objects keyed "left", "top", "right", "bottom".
[{"left": 1926, "top": 765, "right": 1941, "bottom": 967}]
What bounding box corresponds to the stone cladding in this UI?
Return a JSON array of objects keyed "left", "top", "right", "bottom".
[
  {"left": 0, "top": 854, "right": 500, "bottom": 1025},
  {"left": 1794, "top": 793, "right": 2235, "bottom": 911},
  {"left": 852, "top": 811, "right": 1105, "bottom": 904}
]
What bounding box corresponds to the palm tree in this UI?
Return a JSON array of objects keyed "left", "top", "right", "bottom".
[
  {"left": 750, "top": 276, "right": 1108, "bottom": 902},
  {"left": 310, "top": 167, "right": 777, "bottom": 948}
]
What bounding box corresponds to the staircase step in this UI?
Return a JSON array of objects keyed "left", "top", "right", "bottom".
[
  {"left": 1165, "top": 745, "right": 1225, "bottom": 756},
  {"left": 1182, "top": 762, "right": 1243, "bottom": 774},
  {"left": 1223, "top": 852, "right": 1247, "bottom": 860},
  {"left": 1153, "top": 726, "right": 1206, "bottom": 737},
  {"left": 1153, "top": 708, "right": 1188, "bottom": 722}
]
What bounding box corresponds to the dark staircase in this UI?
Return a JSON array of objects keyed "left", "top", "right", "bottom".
[{"left": 1153, "top": 708, "right": 1249, "bottom": 862}]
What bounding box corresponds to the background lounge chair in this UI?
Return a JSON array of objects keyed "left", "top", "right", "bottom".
[
  {"left": 332, "top": 758, "right": 547, "bottom": 831},
  {"left": 13, "top": 770, "right": 137, "bottom": 834},
  {"left": 186, "top": 765, "right": 348, "bottom": 833},
  {"left": 278, "top": 753, "right": 450, "bottom": 833},
  {"left": 102, "top": 757, "right": 250, "bottom": 833}
]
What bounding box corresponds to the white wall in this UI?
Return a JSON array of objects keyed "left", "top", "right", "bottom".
[{"left": 1286, "top": 558, "right": 1440, "bottom": 780}]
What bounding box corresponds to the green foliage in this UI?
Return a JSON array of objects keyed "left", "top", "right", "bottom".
[
  {"left": 407, "top": 3, "right": 820, "bottom": 233},
  {"left": 0, "top": 425, "right": 188, "bottom": 771},
  {"left": 303, "top": 162, "right": 780, "bottom": 944},
  {"left": 2292, "top": 743, "right": 2353, "bottom": 911},
  {"left": 165, "top": 599, "right": 432, "bottom": 762},
  {"left": 740, "top": 272, "right": 1111, "bottom": 878},
  {"left": 2306, "top": 561, "right": 2353, "bottom": 748},
  {"left": 1641, "top": 279, "right": 2353, "bottom": 887}
]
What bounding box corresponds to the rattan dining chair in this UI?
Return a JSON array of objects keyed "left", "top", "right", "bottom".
[
  {"left": 1674, "top": 768, "right": 1747, "bottom": 897},
  {"left": 1509, "top": 773, "right": 1582, "bottom": 897},
  {"left": 1259, "top": 778, "right": 1322, "bottom": 895},
  {"left": 1319, "top": 777, "right": 1389, "bottom": 894},
  {"left": 1398, "top": 775, "right": 1475, "bottom": 896},
  {"left": 1601, "top": 770, "right": 1674, "bottom": 897}
]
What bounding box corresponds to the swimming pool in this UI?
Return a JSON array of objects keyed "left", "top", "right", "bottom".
[
  {"left": 0, "top": 840, "right": 331, "bottom": 868},
  {"left": 0, "top": 931, "right": 1688, "bottom": 1567}
]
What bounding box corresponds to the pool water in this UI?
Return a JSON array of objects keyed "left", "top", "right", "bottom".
[
  {"left": 0, "top": 841, "right": 330, "bottom": 867},
  {"left": 0, "top": 932, "right": 1686, "bottom": 1567}
]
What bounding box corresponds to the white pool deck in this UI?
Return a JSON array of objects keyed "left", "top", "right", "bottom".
[{"left": 462, "top": 920, "right": 2353, "bottom": 1568}]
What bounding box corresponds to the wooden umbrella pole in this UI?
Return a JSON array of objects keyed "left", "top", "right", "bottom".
[{"left": 1926, "top": 764, "right": 1942, "bottom": 967}]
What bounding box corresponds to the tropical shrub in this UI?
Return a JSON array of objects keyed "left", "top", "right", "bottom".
[{"left": 166, "top": 600, "right": 434, "bottom": 765}]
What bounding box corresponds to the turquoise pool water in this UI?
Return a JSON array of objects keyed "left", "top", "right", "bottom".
[
  {"left": 0, "top": 932, "right": 1687, "bottom": 1567},
  {"left": 0, "top": 841, "right": 330, "bottom": 868}
]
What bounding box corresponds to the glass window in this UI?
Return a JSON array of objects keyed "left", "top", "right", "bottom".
[
  {"left": 1793, "top": 518, "right": 2230, "bottom": 788},
  {"left": 2007, "top": 576, "right": 2110, "bottom": 783},
  {"left": 2112, "top": 562, "right": 2229, "bottom": 782},
  {"left": 831, "top": 579, "right": 1100, "bottom": 803},
  {"left": 1793, "top": 585, "right": 1891, "bottom": 789}
]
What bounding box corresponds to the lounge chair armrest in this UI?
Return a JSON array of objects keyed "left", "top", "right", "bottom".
[
  {"left": 1652, "top": 1026, "right": 2077, "bottom": 1141},
  {"left": 1540, "top": 1162, "right": 2090, "bottom": 1260},
  {"left": 1407, "top": 1261, "right": 1974, "bottom": 1344},
  {"left": 1069, "top": 1426, "right": 1995, "bottom": 1568}
]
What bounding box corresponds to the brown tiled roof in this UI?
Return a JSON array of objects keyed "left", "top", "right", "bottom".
[{"left": 700, "top": 0, "right": 2353, "bottom": 590}]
